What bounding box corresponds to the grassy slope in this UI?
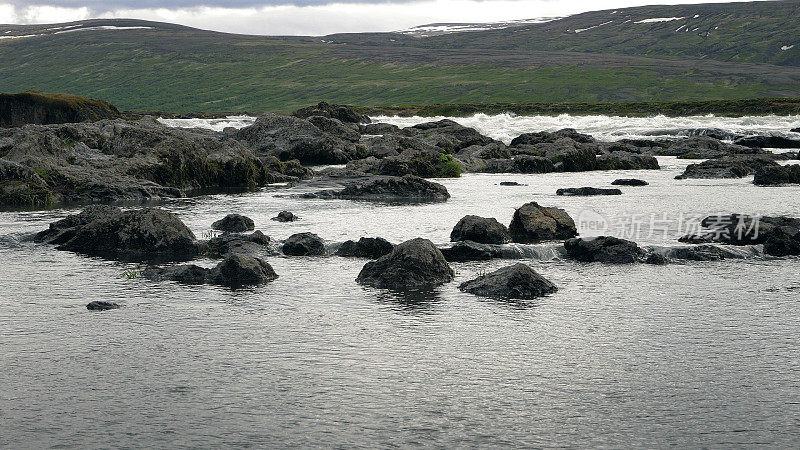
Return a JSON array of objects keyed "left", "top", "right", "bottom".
[{"left": 0, "top": 2, "right": 799, "bottom": 113}]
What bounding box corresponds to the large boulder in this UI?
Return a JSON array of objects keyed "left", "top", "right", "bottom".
[
  {"left": 735, "top": 135, "right": 800, "bottom": 149},
  {"left": 401, "top": 119, "right": 497, "bottom": 152},
  {"left": 0, "top": 91, "right": 120, "bottom": 128},
  {"left": 305, "top": 115, "right": 360, "bottom": 142},
  {"left": 35, "top": 207, "right": 199, "bottom": 261},
  {"left": 212, "top": 214, "right": 255, "bottom": 232},
  {"left": 271, "top": 211, "right": 298, "bottom": 222},
  {"left": 675, "top": 155, "right": 779, "bottom": 179},
  {"left": 1, "top": 117, "right": 272, "bottom": 209},
  {"left": 556, "top": 187, "right": 622, "bottom": 196},
  {"left": 509, "top": 202, "right": 577, "bottom": 243},
  {"left": 450, "top": 215, "right": 511, "bottom": 244},
  {"left": 753, "top": 164, "right": 800, "bottom": 185},
  {"left": 282, "top": 232, "right": 325, "bottom": 256},
  {"left": 336, "top": 237, "right": 394, "bottom": 259},
  {"left": 348, "top": 149, "right": 462, "bottom": 178},
  {"left": 564, "top": 236, "right": 645, "bottom": 263},
  {"left": 356, "top": 238, "right": 454, "bottom": 290},
  {"left": 203, "top": 231, "right": 271, "bottom": 258},
  {"left": 304, "top": 174, "right": 450, "bottom": 203},
  {"left": 458, "top": 263, "right": 557, "bottom": 299},
  {"left": 234, "top": 113, "right": 357, "bottom": 165}
]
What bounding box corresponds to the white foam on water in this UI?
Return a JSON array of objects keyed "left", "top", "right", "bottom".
[{"left": 157, "top": 116, "right": 257, "bottom": 132}]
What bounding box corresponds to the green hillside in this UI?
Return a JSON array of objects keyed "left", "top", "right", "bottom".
[{"left": 0, "top": 1, "right": 798, "bottom": 113}]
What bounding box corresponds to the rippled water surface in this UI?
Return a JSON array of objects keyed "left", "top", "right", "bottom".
[{"left": 2, "top": 116, "right": 800, "bottom": 448}]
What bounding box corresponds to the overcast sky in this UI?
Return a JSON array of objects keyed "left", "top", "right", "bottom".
[{"left": 0, "top": 0, "right": 766, "bottom": 35}]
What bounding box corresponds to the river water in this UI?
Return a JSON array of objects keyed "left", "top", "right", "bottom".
[{"left": 1, "top": 115, "right": 799, "bottom": 448}]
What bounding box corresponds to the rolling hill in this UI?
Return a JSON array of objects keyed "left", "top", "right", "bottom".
[{"left": 0, "top": 1, "right": 798, "bottom": 113}]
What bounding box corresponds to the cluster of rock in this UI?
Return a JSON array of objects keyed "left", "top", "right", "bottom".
[
  {"left": 680, "top": 214, "right": 800, "bottom": 256},
  {"left": 556, "top": 187, "right": 622, "bottom": 196}
]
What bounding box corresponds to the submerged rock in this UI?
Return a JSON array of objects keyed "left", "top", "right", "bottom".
[
  {"left": 336, "top": 237, "right": 394, "bottom": 259},
  {"left": 556, "top": 187, "right": 622, "bottom": 196},
  {"left": 86, "top": 301, "right": 121, "bottom": 311},
  {"left": 36, "top": 207, "right": 199, "bottom": 262},
  {"left": 753, "top": 164, "right": 800, "bottom": 185},
  {"left": 612, "top": 178, "right": 649, "bottom": 186},
  {"left": 509, "top": 202, "right": 577, "bottom": 244},
  {"left": 791, "top": 127, "right": 800, "bottom": 133},
  {"left": 356, "top": 238, "right": 454, "bottom": 290},
  {"left": 450, "top": 215, "right": 511, "bottom": 244},
  {"left": 282, "top": 232, "right": 325, "bottom": 256},
  {"left": 459, "top": 263, "right": 557, "bottom": 300},
  {"left": 564, "top": 236, "right": 645, "bottom": 263},
  {"left": 212, "top": 214, "right": 255, "bottom": 232},
  {"left": 440, "top": 241, "right": 496, "bottom": 262},
  {"left": 499, "top": 181, "right": 526, "bottom": 186},
  {"left": 271, "top": 211, "right": 298, "bottom": 222},
  {"left": 304, "top": 174, "right": 450, "bottom": 203}
]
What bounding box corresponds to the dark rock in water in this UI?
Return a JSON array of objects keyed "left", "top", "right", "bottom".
[
  {"left": 735, "top": 135, "right": 800, "bottom": 149},
  {"left": 86, "top": 301, "right": 121, "bottom": 311},
  {"left": 336, "top": 237, "right": 394, "bottom": 259},
  {"left": 791, "top": 127, "right": 800, "bottom": 133},
  {"left": 291, "top": 101, "right": 369, "bottom": 124},
  {"left": 271, "top": 211, "right": 298, "bottom": 222},
  {"left": 455, "top": 142, "right": 510, "bottom": 160},
  {"left": 510, "top": 137, "right": 596, "bottom": 172},
  {"left": 645, "top": 253, "right": 669, "bottom": 265},
  {"left": 1, "top": 117, "right": 272, "bottom": 209},
  {"left": 234, "top": 113, "right": 358, "bottom": 165},
  {"left": 36, "top": 207, "right": 199, "bottom": 262},
  {"left": 283, "top": 232, "right": 325, "bottom": 256},
  {"left": 595, "top": 152, "right": 659, "bottom": 170},
  {"left": 1, "top": 91, "right": 120, "bottom": 128},
  {"left": 665, "top": 136, "right": 761, "bottom": 159},
  {"left": 145, "top": 254, "right": 278, "bottom": 288},
  {"left": 356, "top": 238, "right": 454, "bottom": 290},
  {"left": 509, "top": 202, "right": 577, "bottom": 244},
  {"left": 210, "top": 254, "right": 279, "bottom": 288},
  {"left": 144, "top": 264, "right": 211, "bottom": 284},
  {"left": 439, "top": 241, "right": 496, "bottom": 262},
  {"left": 753, "top": 164, "right": 800, "bottom": 185},
  {"left": 348, "top": 149, "right": 462, "bottom": 178},
  {"left": 665, "top": 245, "right": 747, "bottom": 261},
  {"left": 556, "top": 187, "right": 622, "bottom": 196},
  {"left": 675, "top": 155, "right": 779, "bottom": 179},
  {"left": 510, "top": 129, "right": 596, "bottom": 146},
  {"left": 499, "top": 181, "right": 526, "bottom": 186},
  {"left": 402, "top": 119, "right": 497, "bottom": 152},
  {"left": 679, "top": 214, "right": 800, "bottom": 257},
  {"left": 459, "top": 155, "right": 554, "bottom": 174},
  {"left": 612, "top": 178, "right": 649, "bottom": 186},
  {"left": 212, "top": 214, "right": 255, "bottom": 232},
  {"left": 203, "top": 231, "right": 271, "bottom": 258},
  {"left": 450, "top": 215, "right": 511, "bottom": 244},
  {"left": 459, "top": 263, "right": 557, "bottom": 300},
  {"left": 305, "top": 174, "right": 450, "bottom": 203},
  {"left": 564, "top": 236, "right": 645, "bottom": 264},
  {"left": 553, "top": 146, "right": 597, "bottom": 172},
  {"left": 360, "top": 123, "right": 400, "bottom": 135}
]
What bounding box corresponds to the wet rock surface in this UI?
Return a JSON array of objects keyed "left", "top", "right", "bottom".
[
  {"left": 303, "top": 174, "right": 450, "bottom": 203},
  {"left": 212, "top": 214, "right": 255, "bottom": 232},
  {"left": 35, "top": 206, "right": 199, "bottom": 262},
  {"left": 86, "top": 301, "right": 121, "bottom": 311},
  {"left": 612, "top": 178, "right": 649, "bottom": 186},
  {"left": 450, "top": 215, "right": 511, "bottom": 244},
  {"left": 753, "top": 164, "right": 800, "bottom": 185},
  {"left": 459, "top": 263, "right": 557, "bottom": 299},
  {"left": 356, "top": 238, "right": 454, "bottom": 290},
  {"left": 509, "top": 202, "right": 577, "bottom": 244},
  {"left": 675, "top": 155, "right": 780, "bottom": 179},
  {"left": 282, "top": 232, "right": 326, "bottom": 256},
  {"left": 144, "top": 254, "right": 278, "bottom": 288},
  {"left": 271, "top": 211, "right": 298, "bottom": 222},
  {"left": 336, "top": 237, "right": 394, "bottom": 259},
  {"left": 564, "top": 236, "right": 646, "bottom": 264},
  {"left": 679, "top": 214, "right": 800, "bottom": 256}
]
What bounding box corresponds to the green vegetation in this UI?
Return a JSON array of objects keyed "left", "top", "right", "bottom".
[{"left": 0, "top": 4, "right": 799, "bottom": 114}]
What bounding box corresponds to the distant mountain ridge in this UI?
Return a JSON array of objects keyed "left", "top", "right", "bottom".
[{"left": 0, "top": 1, "right": 798, "bottom": 112}]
